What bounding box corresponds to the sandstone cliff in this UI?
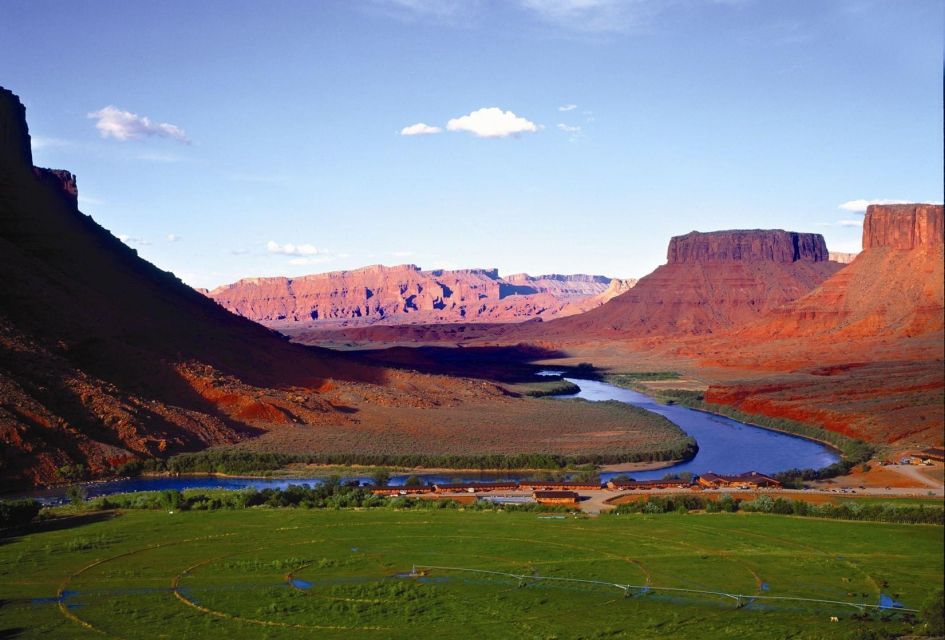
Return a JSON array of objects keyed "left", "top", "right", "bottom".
[
  {"left": 526, "top": 229, "right": 842, "bottom": 339},
  {"left": 0, "top": 87, "right": 388, "bottom": 486},
  {"left": 734, "top": 204, "right": 944, "bottom": 340},
  {"left": 207, "top": 265, "right": 635, "bottom": 327},
  {"left": 829, "top": 252, "right": 858, "bottom": 264},
  {"left": 862, "top": 203, "right": 944, "bottom": 250}
]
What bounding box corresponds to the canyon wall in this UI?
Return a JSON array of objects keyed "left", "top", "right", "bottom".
[{"left": 208, "top": 265, "right": 635, "bottom": 326}]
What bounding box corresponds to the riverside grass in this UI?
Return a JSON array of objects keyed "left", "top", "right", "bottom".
[{"left": 1, "top": 508, "right": 942, "bottom": 639}]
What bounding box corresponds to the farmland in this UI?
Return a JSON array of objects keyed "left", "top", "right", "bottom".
[{"left": 1, "top": 507, "right": 942, "bottom": 639}]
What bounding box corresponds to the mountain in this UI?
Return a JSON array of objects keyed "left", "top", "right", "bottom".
[
  {"left": 734, "top": 204, "right": 944, "bottom": 343},
  {"left": 524, "top": 229, "right": 843, "bottom": 340},
  {"left": 207, "top": 265, "right": 635, "bottom": 327},
  {"left": 695, "top": 204, "right": 944, "bottom": 445},
  {"left": 829, "top": 251, "right": 858, "bottom": 264},
  {"left": 0, "top": 87, "right": 393, "bottom": 486}
]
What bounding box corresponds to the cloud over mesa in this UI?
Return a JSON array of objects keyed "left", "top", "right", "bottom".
[
  {"left": 446, "top": 107, "right": 538, "bottom": 138},
  {"left": 88, "top": 106, "right": 189, "bottom": 143},
  {"left": 266, "top": 240, "right": 319, "bottom": 256},
  {"left": 838, "top": 198, "right": 909, "bottom": 212}
]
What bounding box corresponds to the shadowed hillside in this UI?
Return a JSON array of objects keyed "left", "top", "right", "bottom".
[{"left": 0, "top": 87, "right": 388, "bottom": 486}]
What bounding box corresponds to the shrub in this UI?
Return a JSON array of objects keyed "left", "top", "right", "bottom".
[{"left": 0, "top": 499, "right": 41, "bottom": 530}]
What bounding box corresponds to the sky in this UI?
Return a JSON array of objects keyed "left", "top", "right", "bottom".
[{"left": 1, "top": 0, "right": 942, "bottom": 289}]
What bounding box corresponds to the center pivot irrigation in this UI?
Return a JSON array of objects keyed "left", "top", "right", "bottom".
[{"left": 406, "top": 565, "right": 918, "bottom": 613}]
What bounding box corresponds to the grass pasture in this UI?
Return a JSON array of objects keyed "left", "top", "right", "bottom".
[{"left": 1, "top": 508, "right": 942, "bottom": 639}]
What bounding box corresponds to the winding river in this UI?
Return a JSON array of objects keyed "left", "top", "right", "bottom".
[{"left": 19, "top": 377, "right": 839, "bottom": 502}]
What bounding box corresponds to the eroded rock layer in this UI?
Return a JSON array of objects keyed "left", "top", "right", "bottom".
[{"left": 207, "top": 266, "right": 635, "bottom": 326}]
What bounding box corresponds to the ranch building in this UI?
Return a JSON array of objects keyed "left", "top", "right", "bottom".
[
  {"left": 697, "top": 471, "right": 781, "bottom": 490},
  {"left": 533, "top": 490, "right": 579, "bottom": 505}
]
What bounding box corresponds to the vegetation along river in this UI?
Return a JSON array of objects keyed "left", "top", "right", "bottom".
[{"left": 25, "top": 376, "right": 839, "bottom": 502}]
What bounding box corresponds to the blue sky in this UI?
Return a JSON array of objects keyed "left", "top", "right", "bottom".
[{"left": 2, "top": 0, "right": 942, "bottom": 288}]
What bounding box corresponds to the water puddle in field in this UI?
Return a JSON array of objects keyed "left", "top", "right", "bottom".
[
  {"left": 879, "top": 593, "right": 904, "bottom": 609},
  {"left": 290, "top": 578, "right": 313, "bottom": 589}
]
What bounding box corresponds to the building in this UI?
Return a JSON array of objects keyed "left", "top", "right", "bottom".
[
  {"left": 697, "top": 471, "right": 781, "bottom": 490},
  {"left": 520, "top": 481, "right": 602, "bottom": 491},
  {"left": 533, "top": 490, "right": 579, "bottom": 505},
  {"left": 606, "top": 478, "right": 693, "bottom": 491},
  {"left": 368, "top": 486, "right": 432, "bottom": 496},
  {"left": 920, "top": 448, "right": 945, "bottom": 462},
  {"left": 432, "top": 482, "right": 519, "bottom": 494}
]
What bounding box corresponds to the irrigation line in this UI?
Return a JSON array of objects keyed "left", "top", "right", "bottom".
[{"left": 409, "top": 565, "right": 919, "bottom": 613}]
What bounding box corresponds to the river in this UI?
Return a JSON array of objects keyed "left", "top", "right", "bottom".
[{"left": 19, "top": 376, "right": 839, "bottom": 502}]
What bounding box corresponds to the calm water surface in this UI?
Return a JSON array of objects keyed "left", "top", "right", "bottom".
[{"left": 21, "top": 376, "right": 838, "bottom": 502}]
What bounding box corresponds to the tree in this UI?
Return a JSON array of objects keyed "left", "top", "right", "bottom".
[
  {"left": 403, "top": 475, "right": 424, "bottom": 487},
  {"left": 921, "top": 588, "right": 944, "bottom": 636},
  {"left": 370, "top": 470, "right": 391, "bottom": 487},
  {"left": 65, "top": 486, "right": 86, "bottom": 506},
  {"left": 0, "top": 499, "right": 41, "bottom": 529}
]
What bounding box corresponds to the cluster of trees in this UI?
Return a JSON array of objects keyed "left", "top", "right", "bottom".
[
  {"left": 87, "top": 482, "right": 571, "bottom": 514},
  {"left": 0, "top": 499, "right": 41, "bottom": 530},
  {"left": 609, "top": 494, "right": 944, "bottom": 525},
  {"left": 126, "top": 444, "right": 698, "bottom": 478}
]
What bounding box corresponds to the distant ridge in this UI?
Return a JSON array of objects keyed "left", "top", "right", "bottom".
[{"left": 207, "top": 264, "right": 636, "bottom": 327}]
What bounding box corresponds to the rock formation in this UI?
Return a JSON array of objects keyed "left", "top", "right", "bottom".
[
  {"left": 527, "top": 229, "right": 842, "bottom": 339},
  {"left": 207, "top": 265, "right": 634, "bottom": 327},
  {"left": 0, "top": 86, "right": 387, "bottom": 486},
  {"left": 829, "top": 252, "right": 858, "bottom": 264},
  {"left": 667, "top": 229, "right": 829, "bottom": 264},
  {"left": 862, "top": 203, "right": 944, "bottom": 250},
  {"left": 734, "top": 204, "right": 944, "bottom": 340}
]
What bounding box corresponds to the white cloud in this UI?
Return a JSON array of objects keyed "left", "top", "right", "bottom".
[
  {"left": 558, "top": 104, "right": 578, "bottom": 111},
  {"left": 837, "top": 219, "right": 862, "bottom": 228},
  {"left": 557, "top": 123, "right": 581, "bottom": 133},
  {"left": 167, "top": 233, "right": 182, "bottom": 242},
  {"left": 117, "top": 234, "right": 151, "bottom": 246},
  {"left": 31, "top": 136, "right": 72, "bottom": 150},
  {"left": 88, "top": 106, "right": 190, "bottom": 143},
  {"left": 519, "top": 0, "right": 654, "bottom": 33},
  {"left": 838, "top": 198, "right": 909, "bottom": 212},
  {"left": 391, "top": 250, "right": 414, "bottom": 257},
  {"left": 399, "top": 122, "right": 443, "bottom": 136},
  {"left": 266, "top": 240, "right": 319, "bottom": 256},
  {"left": 446, "top": 107, "right": 538, "bottom": 138}
]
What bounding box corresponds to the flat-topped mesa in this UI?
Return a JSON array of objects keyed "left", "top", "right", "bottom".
[
  {"left": 862, "top": 204, "right": 944, "bottom": 250},
  {"left": 667, "top": 230, "right": 829, "bottom": 264}
]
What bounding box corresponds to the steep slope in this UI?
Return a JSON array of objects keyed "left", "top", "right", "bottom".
[
  {"left": 529, "top": 229, "right": 843, "bottom": 340},
  {"left": 207, "top": 265, "right": 634, "bottom": 327},
  {"left": 0, "top": 87, "right": 387, "bottom": 486},
  {"left": 695, "top": 204, "right": 944, "bottom": 445},
  {"left": 735, "top": 204, "right": 944, "bottom": 342}
]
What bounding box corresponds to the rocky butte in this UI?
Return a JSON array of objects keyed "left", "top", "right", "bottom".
[
  {"left": 526, "top": 229, "right": 843, "bottom": 339},
  {"left": 207, "top": 264, "right": 635, "bottom": 327},
  {"left": 699, "top": 203, "right": 944, "bottom": 445}
]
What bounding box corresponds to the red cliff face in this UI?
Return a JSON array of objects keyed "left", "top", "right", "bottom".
[
  {"left": 862, "top": 204, "right": 944, "bottom": 250},
  {"left": 207, "top": 265, "right": 632, "bottom": 327},
  {"left": 668, "top": 230, "right": 830, "bottom": 264}
]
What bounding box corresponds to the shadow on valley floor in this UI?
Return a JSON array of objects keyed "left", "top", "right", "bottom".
[
  {"left": 348, "top": 344, "right": 600, "bottom": 383},
  {"left": 0, "top": 511, "right": 118, "bottom": 546}
]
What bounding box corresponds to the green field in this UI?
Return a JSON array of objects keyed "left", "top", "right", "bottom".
[{"left": 1, "top": 509, "right": 942, "bottom": 639}]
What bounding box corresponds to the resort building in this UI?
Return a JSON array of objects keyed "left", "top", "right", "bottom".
[
  {"left": 606, "top": 478, "right": 694, "bottom": 491},
  {"left": 520, "top": 481, "right": 603, "bottom": 491},
  {"left": 432, "top": 482, "right": 519, "bottom": 494},
  {"left": 697, "top": 471, "right": 781, "bottom": 490},
  {"left": 533, "top": 490, "right": 579, "bottom": 505}
]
